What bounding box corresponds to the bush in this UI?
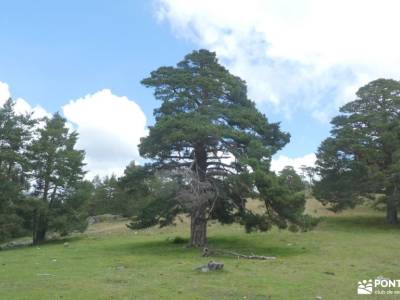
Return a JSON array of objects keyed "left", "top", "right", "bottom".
[{"left": 0, "top": 214, "right": 25, "bottom": 242}]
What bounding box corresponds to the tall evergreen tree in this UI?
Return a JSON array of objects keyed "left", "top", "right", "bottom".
[
  {"left": 278, "top": 166, "right": 306, "bottom": 193},
  {"left": 118, "top": 161, "right": 154, "bottom": 218},
  {"left": 0, "top": 99, "right": 35, "bottom": 241},
  {"left": 88, "top": 174, "right": 130, "bottom": 216},
  {"left": 135, "top": 49, "right": 307, "bottom": 246},
  {"left": 29, "top": 113, "right": 86, "bottom": 244},
  {"left": 314, "top": 79, "right": 400, "bottom": 224}
]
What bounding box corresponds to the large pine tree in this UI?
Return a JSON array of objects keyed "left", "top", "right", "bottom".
[
  {"left": 314, "top": 79, "right": 400, "bottom": 224},
  {"left": 134, "top": 49, "right": 307, "bottom": 247}
]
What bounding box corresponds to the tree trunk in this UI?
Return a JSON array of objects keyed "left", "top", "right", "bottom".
[
  {"left": 386, "top": 187, "right": 398, "bottom": 225},
  {"left": 190, "top": 206, "right": 207, "bottom": 247},
  {"left": 49, "top": 185, "right": 58, "bottom": 208},
  {"left": 33, "top": 228, "right": 47, "bottom": 245},
  {"left": 43, "top": 180, "right": 49, "bottom": 202},
  {"left": 32, "top": 210, "right": 48, "bottom": 245},
  {"left": 189, "top": 144, "right": 208, "bottom": 247}
]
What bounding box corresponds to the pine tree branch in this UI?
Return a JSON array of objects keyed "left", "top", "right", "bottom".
[{"left": 202, "top": 247, "right": 276, "bottom": 260}]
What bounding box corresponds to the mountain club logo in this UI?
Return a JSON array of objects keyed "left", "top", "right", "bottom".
[
  {"left": 358, "top": 279, "right": 373, "bottom": 295},
  {"left": 357, "top": 277, "right": 400, "bottom": 295}
]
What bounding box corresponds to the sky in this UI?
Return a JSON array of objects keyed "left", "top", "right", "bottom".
[{"left": 1, "top": 0, "right": 400, "bottom": 177}]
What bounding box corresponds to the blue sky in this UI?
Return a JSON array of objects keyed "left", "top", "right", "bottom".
[
  {"left": 0, "top": 1, "right": 191, "bottom": 117},
  {"left": 1, "top": 0, "right": 399, "bottom": 177}
]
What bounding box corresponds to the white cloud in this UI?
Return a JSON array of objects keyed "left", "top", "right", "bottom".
[
  {"left": 14, "top": 98, "right": 50, "bottom": 119},
  {"left": 311, "top": 110, "right": 330, "bottom": 125},
  {"left": 63, "top": 89, "right": 148, "bottom": 178},
  {"left": 271, "top": 153, "right": 316, "bottom": 174},
  {"left": 0, "top": 81, "right": 50, "bottom": 119},
  {"left": 155, "top": 0, "right": 400, "bottom": 121},
  {"left": 1, "top": 82, "right": 147, "bottom": 178}
]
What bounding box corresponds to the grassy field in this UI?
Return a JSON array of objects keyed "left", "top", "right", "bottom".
[{"left": 1, "top": 199, "right": 400, "bottom": 300}]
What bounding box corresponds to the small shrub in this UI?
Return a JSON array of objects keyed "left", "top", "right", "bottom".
[
  {"left": 288, "top": 224, "right": 300, "bottom": 233},
  {"left": 299, "top": 214, "right": 321, "bottom": 231}
]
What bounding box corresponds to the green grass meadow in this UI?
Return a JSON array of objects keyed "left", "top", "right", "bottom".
[{"left": 1, "top": 199, "right": 399, "bottom": 300}]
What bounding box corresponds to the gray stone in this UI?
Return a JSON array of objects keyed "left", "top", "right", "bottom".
[{"left": 196, "top": 260, "right": 224, "bottom": 272}]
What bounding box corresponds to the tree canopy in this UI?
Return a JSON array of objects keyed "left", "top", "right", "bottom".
[
  {"left": 278, "top": 166, "right": 306, "bottom": 193},
  {"left": 0, "top": 99, "right": 35, "bottom": 240},
  {"left": 0, "top": 101, "right": 88, "bottom": 244},
  {"left": 134, "top": 49, "right": 308, "bottom": 246},
  {"left": 29, "top": 113, "right": 86, "bottom": 243},
  {"left": 314, "top": 79, "right": 400, "bottom": 224}
]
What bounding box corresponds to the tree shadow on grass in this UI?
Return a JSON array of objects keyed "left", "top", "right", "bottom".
[
  {"left": 43, "top": 235, "right": 85, "bottom": 245},
  {"left": 320, "top": 214, "right": 400, "bottom": 233},
  {"left": 102, "top": 234, "right": 307, "bottom": 259},
  {"left": 207, "top": 236, "right": 307, "bottom": 257},
  {"left": 0, "top": 235, "right": 84, "bottom": 251}
]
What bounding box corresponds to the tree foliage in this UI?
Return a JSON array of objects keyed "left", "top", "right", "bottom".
[
  {"left": 278, "top": 166, "right": 306, "bottom": 193},
  {"left": 134, "top": 49, "right": 308, "bottom": 246},
  {"left": 29, "top": 113, "right": 86, "bottom": 243},
  {"left": 0, "top": 99, "right": 35, "bottom": 240},
  {"left": 0, "top": 100, "right": 88, "bottom": 243},
  {"left": 314, "top": 79, "right": 400, "bottom": 224}
]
